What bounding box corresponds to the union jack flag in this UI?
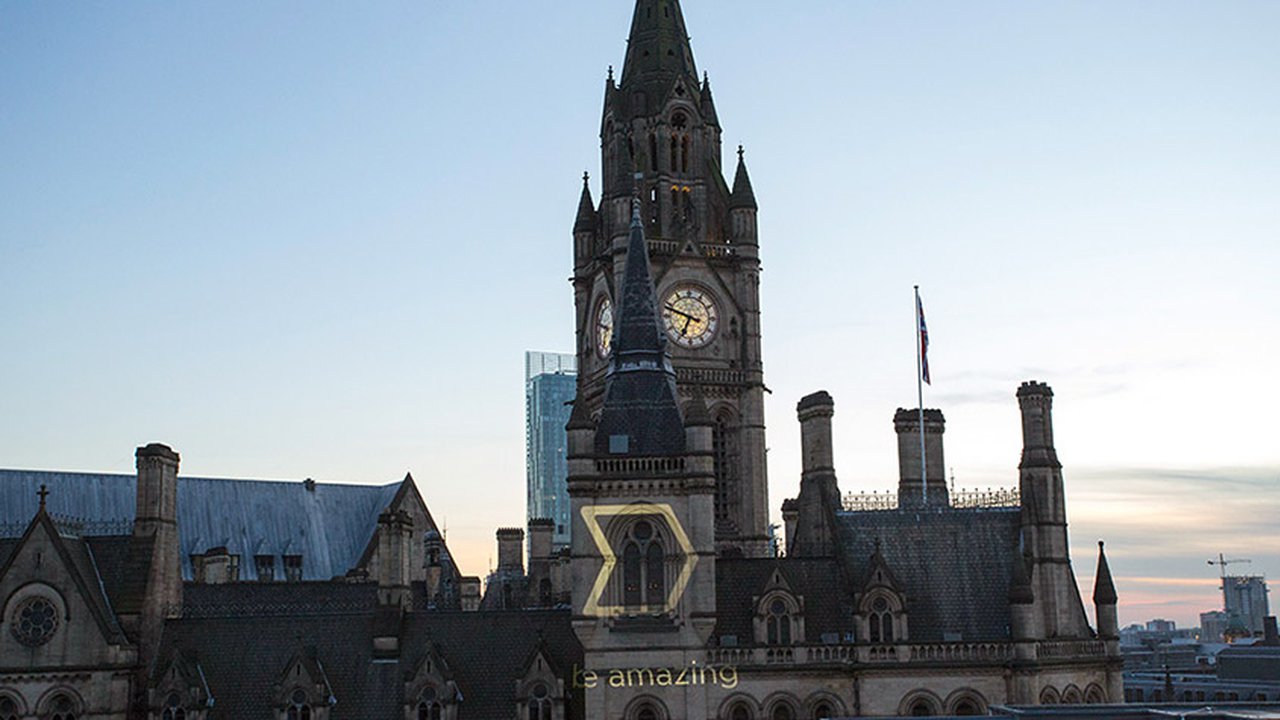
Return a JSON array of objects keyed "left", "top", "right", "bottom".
[{"left": 917, "top": 290, "right": 931, "bottom": 385}]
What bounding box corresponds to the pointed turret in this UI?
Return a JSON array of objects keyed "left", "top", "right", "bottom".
[
  {"left": 593, "top": 200, "right": 684, "bottom": 456},
  {"left": 700, "top": 71, "right": 720, "bottom": 128},
  {"left": 574, "top": 172, "right": 597, "bottom": 235},
  {"left": 729, "top": 145, "right": 757, "bottom": 210},
  {"left": 1092, "top": 541, "right": 1118, "bottom": 606},
  {"left": 619, "top": 0, "right": 698, "bottom": 116}
]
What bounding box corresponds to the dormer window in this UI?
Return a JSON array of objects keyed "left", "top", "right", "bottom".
[
  {"left": 161, "top": 693, "right": 186, "bottom": 720},
  {"left": 255, "top": 555, "right": 275, "bottom": 582},
  {"left": 869, "top": 596, "right": 893, "bottom": 643},
  {"left": 285, "top": 689, "right": 311, "bottom": 720},
  {"left": 526, "top": 683, "right": 551, "bottom": 720},
  {"left": 767, "top": 598, "right": 792, "bottom": 645},
  {"left": 283, "top": 555, "right": 303, "bottom": 582},
  {"left": 753, "top": 588, "right": 804, "bottom": 646},
  {"left": 859, "top": 591, "right": 906, "bottom": 644},
  {"left": 417, "top": 687, "right": 443, "bottom": 720}
]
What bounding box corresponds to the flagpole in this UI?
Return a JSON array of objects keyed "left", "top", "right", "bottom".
[{"left": 915, "top": 286, "right": 927, "bottom": 505}]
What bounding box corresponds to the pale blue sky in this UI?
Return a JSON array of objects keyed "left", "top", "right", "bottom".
[{"left": 2, "top": 2, "right": 1277, "bottom": 626}]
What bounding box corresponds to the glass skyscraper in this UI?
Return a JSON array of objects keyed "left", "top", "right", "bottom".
[{"left": 525, "top": 351, "right": 576, "bottom": 549}]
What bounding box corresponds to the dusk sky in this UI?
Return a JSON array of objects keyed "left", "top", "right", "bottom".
[{"left": 2, "top": 2, "right": 1277, "bottom": 628}]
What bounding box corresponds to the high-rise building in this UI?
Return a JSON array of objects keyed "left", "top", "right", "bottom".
[
  {"left": 1224, "top": 575, "right": 1271, "bottom": 637},
  {"left": 525, "top": 351, "right": 576, "bottom": 548}
]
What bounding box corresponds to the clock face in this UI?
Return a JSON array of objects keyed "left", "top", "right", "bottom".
[
  {"left": 595, "top": 297, "right": 614, "bottom": 358},
  {"left": 662, "top": 286, "right": 718, "bottom": 348}
]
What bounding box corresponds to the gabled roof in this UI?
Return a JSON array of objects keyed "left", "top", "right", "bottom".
[
  {"left": 0, "top": 470, "right": 429, "bottom": 581},
  {"left": 714, "top": 557, "right": 855, "bottom": 645},
  {"left": 0, "top": 507, "right": 128, "bottom": 645}
]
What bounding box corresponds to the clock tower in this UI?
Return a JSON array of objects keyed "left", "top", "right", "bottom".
[{"left": 572, "top": 0, "right": 769, "bottom": 557}]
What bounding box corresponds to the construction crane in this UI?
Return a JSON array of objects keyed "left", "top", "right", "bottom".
[{"left": 1207, "top": 552, "right": 1251, "bottom": 580}]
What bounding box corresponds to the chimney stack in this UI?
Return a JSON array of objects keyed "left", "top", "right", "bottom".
[
  {"left": 376, "top": 509, "right": 414, "bottom": 609},
  {"left": 894, "top": 408, "right": 948, "bottom": 507},
  {"left": 496, "top": 527, "right": 525, "bottom": 573},
  {"left": 791, "top": 392, "right": 840, "bottom": 557}
]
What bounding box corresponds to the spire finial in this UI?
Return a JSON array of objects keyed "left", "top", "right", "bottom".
[
  {"left": 582, "top": 170, "right": 590, "bottom": 186},
  {"left": 737, "top": 144, "right": 744, "bottom": 160},
  {"left": 37, "top": 484, "right": 49, "bottom": 510},
  {"left": 607, "top": 65, "right": 614, "bottom": 82}
]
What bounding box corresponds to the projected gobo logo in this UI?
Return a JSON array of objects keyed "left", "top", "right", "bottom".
[{"left": 579, "top": 503, "right": 697, "bottom": 618}]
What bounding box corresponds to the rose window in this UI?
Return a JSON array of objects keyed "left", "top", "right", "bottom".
[{"left": 10, "top": 596, "right": 58, "bottom": 647}]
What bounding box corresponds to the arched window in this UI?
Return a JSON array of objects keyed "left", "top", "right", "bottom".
[
  {"left": 766, "top": 598, "right": 792, "bottom": 645},
  {"left": 162, "top": 692, "right": 186, "bottom": 720},
  {"left": 1040, "top": 687, "right": 1060, "bottom": 705},
  {"left": 771, "top": 704, "right": 795, "bottom": 720},
  {"left": 812, "top": 701, "right": 835, "bottom": 719},
  {"left": 634, "top": 702, "right": 661, "bottom": 720},
  {"left": 0, "top": 696, "right": 19, "bottom": 720},
  {"left": 868, "top": 596, "right": 894, "bottom": 643},
  {"left": 728, "top": 702, "right": 752, "bottom": 720},
  {"left": 681, "top": 136, "right": 691, "bottom": 173},
  {"left": 418, "top": 687, "right": 443, "bottom": 720},
  {"left": 527, "top": 682, "right": 552, "bottom": 720},
  {"left": 621, "top": 520, "right": 665, "bottom": 610},
  {"left": 286, "top": 689, "right": 311, "bottom": 720},
  {"left": 649, "top": 133, "right": 658, "bottom": 172},
  {"left": 46, "top": 694, "right": 78, "bottom": 720},
  {"left": 952, "top": 699, "right": 980, "bottom": 715},
  {"left": 908, "top": 699, "right": 933, "bottom": 716}
]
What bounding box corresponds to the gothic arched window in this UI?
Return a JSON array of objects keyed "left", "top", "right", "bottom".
[
  {"left": 527, "top": 682, "right": 552, "bottom": 720},
  {"left": 162, "top": 693, "right": 186, "bottom": 720},
  {"left": 766, "top": 598, "right": 792, "bottom": 645},
  {"left": 728, "top": 702, "right": 751, "bottom": 720},
  {"left": 868, "top": 596, "right": 894, "bottom": 643},
  {"left": 46, "top": 694, "right": 78, "bottom": 720},
  {"left": 771, "top": 704, "right": 795, "bottom": 720},
  {"left": 0, "top": 696, "right": 18, "bottom": 720},
  {"left": 634, "top": 702, "right": 661, "bottom": 720},
  {"left": 812, "top": 700, "right": 835, "bottom": 719},
  {"left": 418, "top": 687, "right": 443, "bottom": 720},
  {"left": 286, "top": 689, "right": 311, "bottom": 720},
  {"left": 621, "top": 520, "right": 665, "bottom": 610}
]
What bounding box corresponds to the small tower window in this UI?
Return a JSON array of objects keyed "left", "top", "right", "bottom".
[
  {"left": 682, "top": 136, "right": 691, "bottom": 173},
  {"left": 649, "top": 133, "right": 658, "bottom": 172},
  {"left": 621, "top": 519, "right": 665, "bottom": 611}
]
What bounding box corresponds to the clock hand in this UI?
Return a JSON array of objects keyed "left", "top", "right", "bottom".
[{"left": 665, "top": 304, "right": 698, "bottom": 321}]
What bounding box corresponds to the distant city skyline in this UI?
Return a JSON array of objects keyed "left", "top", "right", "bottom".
[{"left": 2, "top": 2, "right": 1277, "bottom": 627}]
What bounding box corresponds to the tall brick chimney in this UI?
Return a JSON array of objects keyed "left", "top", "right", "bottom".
[{"left": 791, "top": 391, "right": 841, "bottom": 557}]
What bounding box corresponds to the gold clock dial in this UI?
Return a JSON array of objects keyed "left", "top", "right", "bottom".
[
  {"left": 595, "top": 297, "right": 614, "bottom": 358},
  {"left": 662, "top": 286, "right": 718, "bottom": 348}
]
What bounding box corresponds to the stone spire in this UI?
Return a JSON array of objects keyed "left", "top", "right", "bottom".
[
  {"left": 700, "top": 71, "right": 720, "bottom": 128},
  {"left": 593, "top": 200, "right": 685, "bottom": 456},
  {"left": 574, "top": 172, "right": 597, "bottom": 235},
  {"left": 729, "top": 145, "right": 757, "bottom": 210},
  {"left": 1092, "top": 540, "right": 1118, "bottom": 605},
  {"left": 619, "top": 0, "right": 698, "bottom": 111}
]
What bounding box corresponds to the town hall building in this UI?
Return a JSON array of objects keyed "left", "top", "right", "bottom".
[{"left": 0, "top": 1, "right": 1120, "bottom": 717}]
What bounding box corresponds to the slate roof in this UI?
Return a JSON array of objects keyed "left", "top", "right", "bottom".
[
  {"left": 0, "top": 470, "right": 415, "bottom": 581},
  {"left": 714, "top": 557, "right": 855, "bottom": 645},
  {"left": 593, "top": 204, "right": 686, "bottom": 457},
  {"left": 835, "top": 506, "right": 1022, "bottom": 642},
  {"left": 157, "top": 583, "right": 584, "bottom": 720},
  {"left": 615, "top": 0, "right": 700, "bottom": 119}
]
